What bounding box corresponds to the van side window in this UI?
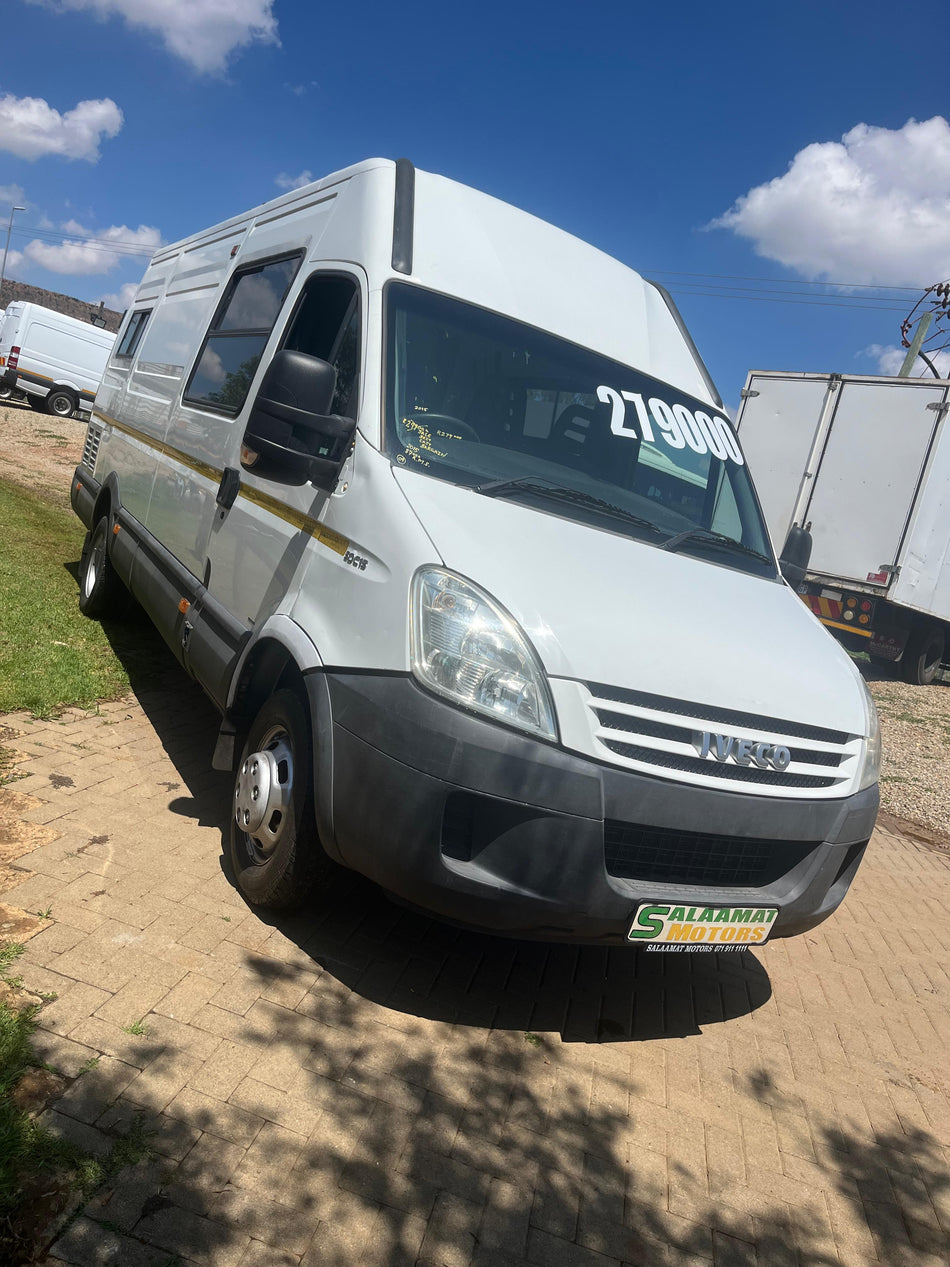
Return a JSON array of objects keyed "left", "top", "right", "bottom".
[
  {"left": 184, "top": 254, "right": 302, "bottom": 415},
  {"left": 115, "top": 309, "right": 151, "bottom": 359},
  {"left": 281, "top": 273, "right": 360, "bottom": 419}
]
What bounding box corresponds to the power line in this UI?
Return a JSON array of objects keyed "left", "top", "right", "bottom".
[
  {"left": 668, "top": 281, "right": 905, "bottom": 305},
  {"left": 664, "top": 288, "right": 908, "bottom": 312},
  {"left": 649, "top": 268, "right": 922, "bottom": 294},
  {"left": 9, "top": 224, "right": 159, "bottom": 257}
]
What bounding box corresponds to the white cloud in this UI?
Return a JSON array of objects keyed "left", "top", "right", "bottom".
[
  {"left": 863, "top": 342, "right": 950, "bottom": 378},
  {"left": 0, "top": 184, "right": 26, "bottom": 205},
  {"left": 275, "top": 170, "right": 313, "bottom": 191},
  {"left": 0, "top": 93, "right": 122, "bottom": 161},
  {"left": 99, "top": 281, "right": 140, "bottom": 310},
  {"left": 36, "top": 0, "right": 279, "bottom": 74},
  {"left": 711, "top": 117, "right": 950, "bottom": 286},
  {"left": 18, "top": 221, "right": 161, "bottom": 276}
]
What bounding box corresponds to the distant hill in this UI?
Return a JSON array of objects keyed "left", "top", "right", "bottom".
[{"left": 0, "top": 279, "right": 123, "bottom": 333}]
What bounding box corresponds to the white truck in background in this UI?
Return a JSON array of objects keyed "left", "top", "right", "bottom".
[
  {"left": 0, "top": 301, "right": 115, "bottom": 417},
  {"left": 736, "top": 370, "right": 950, "bottom": 685}
]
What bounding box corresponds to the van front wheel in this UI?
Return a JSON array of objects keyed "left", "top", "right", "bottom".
[
  {"left": 78, "top": 516, "right": 127, "bottom": 619},
  {"left": 229, "top": 690, "right": 331, "bottom": 910}
]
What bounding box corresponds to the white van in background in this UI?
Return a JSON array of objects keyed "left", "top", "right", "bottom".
[
  {"left": 0, "top": 301, "right": 115, "bottom": 417},
  {"left": 71, "top": 158, "right": 880, "bottom": 949}
]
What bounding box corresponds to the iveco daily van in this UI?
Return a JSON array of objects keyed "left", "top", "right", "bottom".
[
  {"left": 1, "top": 301, "right": 116, "bottom": 417},
  {"left": 71, "top": 159, "right": 880, "bottom": 948}
]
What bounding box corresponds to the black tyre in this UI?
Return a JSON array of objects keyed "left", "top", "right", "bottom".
[
  {"left": 901, "top": 623, "right": 944, "bottom": 686},
  {"left": 78, "top": 516, "right": 127, "bottom": 619},
  {"left": 45, "top": 388, "right": 78, "bottom": 417},
  {"left": 229, "top": 689, "right": 332, "bottom": 910}
]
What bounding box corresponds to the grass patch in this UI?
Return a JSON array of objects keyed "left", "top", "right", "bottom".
[
  {"left": 0, "top": 479, "right": 129, "bottom": 715},
  {"left": 121, "top": 1020, "right": 150, "bottom": 1037}
]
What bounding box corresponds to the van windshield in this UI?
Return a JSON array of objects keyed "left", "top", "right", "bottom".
[{"left": 384, "top": 283, "right": 776, "bottom": 578}]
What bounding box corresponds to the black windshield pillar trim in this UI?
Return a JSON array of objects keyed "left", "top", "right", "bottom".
[
  {"left": 392, "top": 158, "right": 415, "bottom": 275},
  {"left": 646, "top": 279, "right": 723, "bottom": 409}
]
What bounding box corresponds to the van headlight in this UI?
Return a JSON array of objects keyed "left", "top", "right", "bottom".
[
  {"left": 410, "top": 567, "right": 557, "bottom": 742},
  {"left": 859, "top": 682, "right": 882, "bottom": 791}
]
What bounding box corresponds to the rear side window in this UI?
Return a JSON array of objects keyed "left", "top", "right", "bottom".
[
  {"left": 115, "top": 309, "right": 151, "bottom": 359},
  {"left": 184, "top": 254, "right": 301, "bottom": 414}
]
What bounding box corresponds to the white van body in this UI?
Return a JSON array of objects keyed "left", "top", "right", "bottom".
[
  {"left": 736, "top": 369, "right": 950, "bottom": 684},
  {"left": 1, "top": 301, "right": 115, "bottom": 416},
  {"left": 72, "top": 159, "right": 879, "bottom": 946}
]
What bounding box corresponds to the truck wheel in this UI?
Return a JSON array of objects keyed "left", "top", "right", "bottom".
[
  {"left": 901, "top": 624, "right": 944, "bottom": 686},
  {"left": 78, "top": 516, "right": 127, "bottom": 619},
  {"left": 229, "top": 689, "right": 332, "bottom": 910},
  {"left": 45, "top": 388, "right": 78, "bottom": 418}
]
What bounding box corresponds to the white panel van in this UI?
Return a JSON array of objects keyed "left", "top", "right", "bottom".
[
  {"left": 1, "top": 301, "right": 116, "bottom": 417},
  {"left": 71, "top": 159, "right": 880, "bottom": 949}
]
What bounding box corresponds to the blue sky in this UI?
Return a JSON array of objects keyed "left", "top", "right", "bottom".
[{"left": 1, "top": 0, "right": 948, "bottom": 408}]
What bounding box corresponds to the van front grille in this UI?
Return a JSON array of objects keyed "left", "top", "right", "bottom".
[
  {"left": 604, "top": 820, "right": 818, "bottom": 887},
  {"left": 584, "top": 681, "right": 860, "bottom": 798}
]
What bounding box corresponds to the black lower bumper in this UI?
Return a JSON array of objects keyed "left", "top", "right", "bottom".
[
  {"left": 317, "top": 672, "right": 878, "bottom": 945},
  {"left": 70, "top": 464, "right": 99, "bottom": 530}
]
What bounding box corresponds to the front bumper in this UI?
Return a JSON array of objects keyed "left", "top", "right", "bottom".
[{"left": 319, "top": 672, "right": 878, "bottom": 945}]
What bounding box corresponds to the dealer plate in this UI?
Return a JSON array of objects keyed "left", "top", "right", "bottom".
[{"left": 627, "top": 903, "right": 778, "bottom": 952}]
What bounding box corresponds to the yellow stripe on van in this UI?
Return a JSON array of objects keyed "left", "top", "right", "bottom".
[{"left": 92, "top": 410, "right": 350, "bottom": 553}]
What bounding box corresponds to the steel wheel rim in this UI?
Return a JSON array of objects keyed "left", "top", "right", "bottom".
[
  {"left": 84, "top": 525, "right": 106, "bottom": 598},
  {"left": 234, "top": 724, "right": 295, "bottom": 863}
]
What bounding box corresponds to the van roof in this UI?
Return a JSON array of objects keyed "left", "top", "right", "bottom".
[{"left": 150, "top": 158, "right": 394, "bottom": 264}]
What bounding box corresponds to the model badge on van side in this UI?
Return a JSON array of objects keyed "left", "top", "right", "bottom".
[{"left": 692, "top": 731, "right": 791, "bottom": 772}]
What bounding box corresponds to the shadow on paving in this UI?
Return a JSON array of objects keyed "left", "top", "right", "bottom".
[
  {"left": 49, "top": 1021, "right": 950, "bottom": 1265},
  {"left": 36, "top": 584, "right": 948, "bottom": 1264},
  {"left": 92, "top": 593, "right": 773, "bottom": 1047}
]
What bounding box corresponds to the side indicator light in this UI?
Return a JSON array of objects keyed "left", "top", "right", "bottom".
[
  {"left": 178, "top": 598, "right": 190, "bottom": 614},
  {"left": 113, "top": 523, "right": 120, "bottom": 536}
]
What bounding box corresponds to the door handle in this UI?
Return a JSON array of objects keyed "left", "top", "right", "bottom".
[{"left": 216, "top": 467, "right": 241, "bottom": 510}]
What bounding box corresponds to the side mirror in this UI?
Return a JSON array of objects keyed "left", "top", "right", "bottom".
[
  {"left": 242, "top": 349, "right": 356, "bottom": 492},
  {"left": 779, "top": 524, "right": 812, "bottom": 588}
]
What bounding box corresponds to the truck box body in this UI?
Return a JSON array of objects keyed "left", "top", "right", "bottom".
[
  {"left": 0, "top": 301, "right": 116, "bottom": 416},
  {"left": 736, "top": 370, "right": 950, "bottom": 678},
  {"left": 68, "top": 160, "right": 880, "bottom": 946}
]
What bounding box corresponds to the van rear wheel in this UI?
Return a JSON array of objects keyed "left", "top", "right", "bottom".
[
  {"left": 78, "top": 516, "right": 128, "bottom": 619},
  {"left": 901, "top": 623, "right": 944, "bottom": 686},
  {"left": 45, "top": 388, "right": 77, "bottom": 418},
  {"left": 229, "top": 690, "right": 332, "bottom": 910}
]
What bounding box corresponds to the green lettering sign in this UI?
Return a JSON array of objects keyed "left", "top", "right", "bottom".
[{"left": 628, "top": 905, "right": 670, "bottom": 940}]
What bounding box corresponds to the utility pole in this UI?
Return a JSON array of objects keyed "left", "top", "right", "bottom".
[
  {"left": 0, "top": 205, "right": 26, "bottom": 306},
  {"left": 898, "top": 312, "right": 933, "bottom": 376}
]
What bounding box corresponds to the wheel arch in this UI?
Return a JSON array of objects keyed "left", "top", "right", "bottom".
[{"left": 217, "top": 616, "right": 341, "bottom": 863}]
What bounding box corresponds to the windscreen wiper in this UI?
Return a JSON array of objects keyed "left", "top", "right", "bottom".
[
  {"left": 474, "top": 477, "right": 662, "bottom": 535},
  {"left": 660, "top": 527, "right": 773, "bottom": 564}
]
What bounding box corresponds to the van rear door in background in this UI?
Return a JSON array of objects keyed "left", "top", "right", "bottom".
[
  {"left": 802, "top": 379, "right": 945, "bottom": 587},
  {"left": 735, "top": 372, "right": 829, "bottom": 546}
]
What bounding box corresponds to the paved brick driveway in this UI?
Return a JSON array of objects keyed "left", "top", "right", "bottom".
[{"left": 1, "top": 654, "right": 949, "bottom": 1267}]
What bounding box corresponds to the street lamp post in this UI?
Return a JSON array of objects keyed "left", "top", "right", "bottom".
[{"left": 0, "top": 205, "right": 26, "bottom": 306}]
